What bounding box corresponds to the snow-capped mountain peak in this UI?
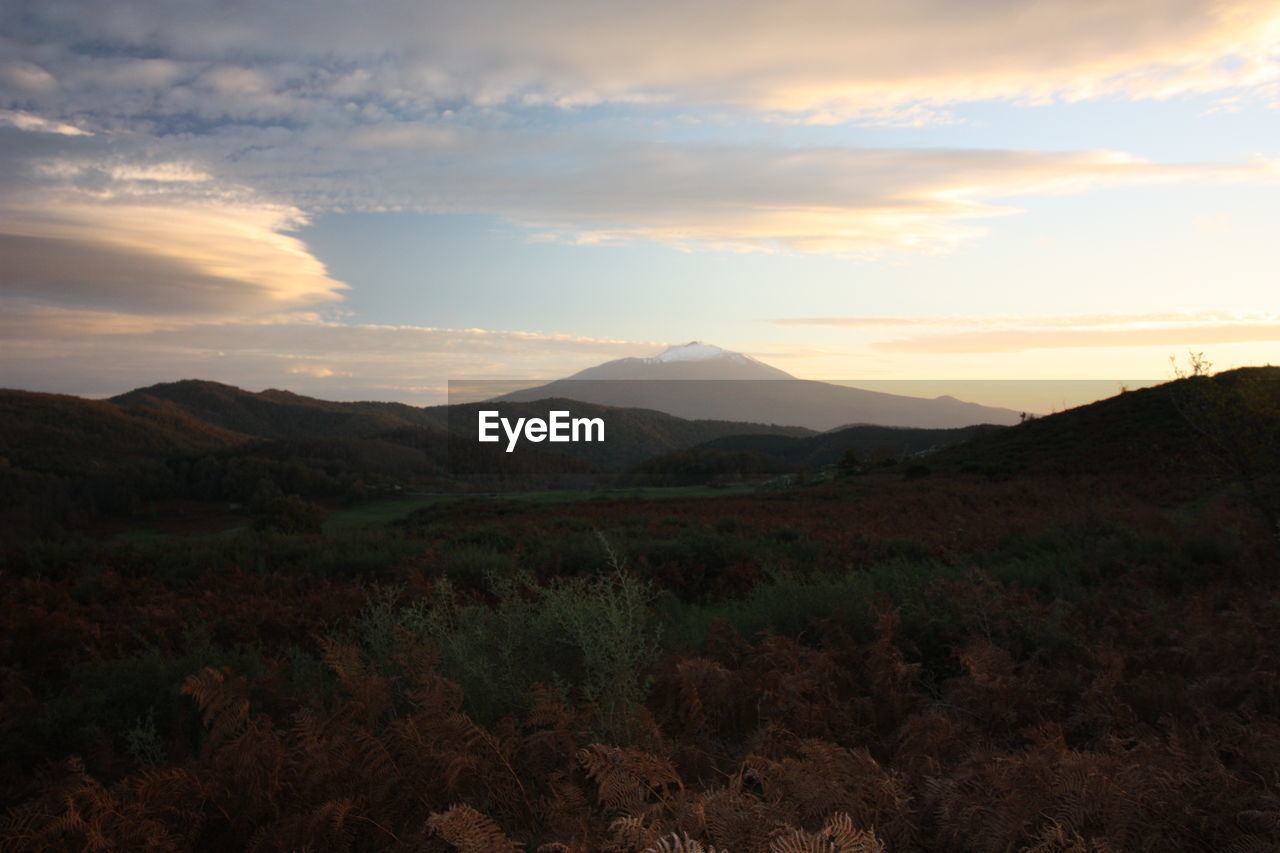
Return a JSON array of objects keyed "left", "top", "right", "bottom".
[
  {"left": 555, "top": 340, "right": 795, "bottom": 380},
  {"left": 652, "top": 342, "right": 728, "bottom": 362}
]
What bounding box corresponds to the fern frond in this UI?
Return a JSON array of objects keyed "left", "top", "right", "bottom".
[
  {"left": 181, "top": 666, "right": 250, "bottom": 746},
  {"left": 427, "top": 803, "right": 523, "bottom": 853},
  {"left": 579, "top": 744, "right": 682, "bottom": 813},
  {"left": 607, "top": 815, "right": 661, "bottom": 851},
  {"left": 819, "top": 813, "right": 885, "bottom": 853},
  {"left": 645, "top": 831, "right": 727, "bottom": 852}
]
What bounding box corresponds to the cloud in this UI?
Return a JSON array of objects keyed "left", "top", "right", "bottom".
[
  {"left": 2, "top": 0, "right": 1277, "bottom": 392},
  {"left": 0, "top": 190, "right": 347, "bottom": 315},
  {"left": 10, "top": 96, "right": 1270, "bottom": 261},
  {"left": 2, "top": 1, "right": 1277, "bottom": 259},
  {"left": 0, "top": 308, "right": 663, "bottom": 402},
  {"left": 6, "top": 1, "right": 1278, "bottom": 119},
  {"left": 771, "top": 311, "right": 1268, "bottom": 328},
  {"left": 836, "top": 312, "right": 1280, "bottom": 353},
  {"left": 0, "top": 60, "right": 56, "bottom": 94},
  {"left": 468, "top": 146, "right": 1277, "bottom": 254},
  {"left": 873, "top": 325, "right": 1280, "bottom": 354},
  {"left": 0, "top": 110, "right": 90, "bottom": 136}
]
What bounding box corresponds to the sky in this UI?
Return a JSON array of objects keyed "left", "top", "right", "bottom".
[{"left": 1, "top": 0, "right": 1278, "bottom": 408}]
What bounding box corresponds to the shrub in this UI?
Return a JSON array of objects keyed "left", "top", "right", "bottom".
[{"left": 399, "top": 568, "right": 660, "bottom": 739}]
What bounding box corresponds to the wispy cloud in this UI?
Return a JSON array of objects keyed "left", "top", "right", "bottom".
[
  {"left": 872, "top": 325, "right": 1280, "bottom": 354},
  {"left": 2, "top": 1, "right": 1278, "bottom": 261},
  {"left": 781, "top": 312, "right": 1280, "bottom": 354},
  {"left": 772, "top": 312, "right": 1277, "bottom": 329},
  {"left": 0, "top": 309, "right": 663, "bottom": 402},
  {"left": 366, "top": 144, "right": 1275, "bottom": 255},
  {"left": 0, "top": 109, "right": 91, "bottom": 136}
]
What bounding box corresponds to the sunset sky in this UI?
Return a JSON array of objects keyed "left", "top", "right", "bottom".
[{"left": 2, "top": 0, "right": 1278, "bottom": 406}]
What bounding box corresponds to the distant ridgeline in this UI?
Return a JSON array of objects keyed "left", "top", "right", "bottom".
[{"left": 1, "top": 366, "right": 1276, "bottom": 539}]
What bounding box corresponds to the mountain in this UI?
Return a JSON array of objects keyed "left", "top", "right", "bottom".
[
  {"left": 564, "top": 342, "right": 794, "bottom": 380},
  {"left": 497, "top": 342, "right": 1022, "bottom": 430}
]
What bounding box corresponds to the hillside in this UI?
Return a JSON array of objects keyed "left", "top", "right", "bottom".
[
  {"left": 6, "top": 368, "right": 1274, "bottom": 540},
  {"left": 0, "top": 381, "right": 817, "bottom": 536},
  {"left": 0, "top": 389, "right": 247, "bottom": 476},
  {"left": 698, "top": 423, "right": 994, "bottom": 468},
  {"left": 3, "top": 368, "right": 1280, "bottom": 852},
  {"left": 435, "top": 398, "right": 813, "bottom": 471},
  {"left": 933, "top": 366, "right": 1278, "bottom": 476},
  {"left": 112, "top": 380, "right": 423, "bottom": 440},
  {"left": 107, "top": 381, "right": 812, "bottom": 471}
]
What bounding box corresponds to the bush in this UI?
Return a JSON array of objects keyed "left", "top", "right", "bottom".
[
  {"left": 660, "top": 566, "right": 877, "bottom": 650},
  {"left": 399, "top": 568, "right": 660, "bottom": 739}
]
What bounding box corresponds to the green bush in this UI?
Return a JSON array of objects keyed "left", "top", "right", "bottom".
[
  {"left": 398, "top": 568, "right": 660, "bottom": 740},
  {"left": 660, "top": 566, "right": 877, "bottom": 650}
]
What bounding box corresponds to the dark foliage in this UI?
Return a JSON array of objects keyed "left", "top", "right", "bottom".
[{"left": 1, "top": 370, "right": 1278, "bottom": 850}]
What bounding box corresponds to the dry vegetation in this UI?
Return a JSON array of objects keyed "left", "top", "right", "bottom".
[{"left": 2, "top": 372, "right": 1278, "bottom": 851}]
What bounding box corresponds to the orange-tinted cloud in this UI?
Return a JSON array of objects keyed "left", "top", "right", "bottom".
[
  {"left": 0, "top": 191, "right": 346, "bottom": 315},
  {"left": 501, "top": 148, "right": 1279, "bottom": 255},
  {"left": 772, "top": 312, "right": 1264, "bottom": 328},
  {"left": 0, "top": 307, "right": 663, "bottom": 402},
  {"left": 871, "top": 323, "right": 1280, "bottom": 354}
]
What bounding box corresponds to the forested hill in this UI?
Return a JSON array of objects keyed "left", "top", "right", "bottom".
[
  {"left": 111, "top": 380, "right": 441, "bottom": 440},
  {"left": 695, "top": 423, "right": 993, "bottom": 468},
  {"left": 0, "top": 389, "right": 247, "bottom": 476},
  {"left": 433, "top": 398, "right": 812, "bottom": 469},
  {"left": 107, "top": 381, "right": 814, "bottom": 464},
  {"left": 931, "top": 366, "right": 1280, "bottom": 478},
  {"left": 0, "top": 381, "right": 813, "bottom": 538},
  {"left": 4, "top": 368, "right": 1274, "bottom": 540}
]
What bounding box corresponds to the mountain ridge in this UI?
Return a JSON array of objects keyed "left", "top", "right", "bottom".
[{"left": 500, "top": 342, "right": 1022, "bottom": 429}]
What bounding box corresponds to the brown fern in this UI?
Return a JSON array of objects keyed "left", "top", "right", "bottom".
[
  {"left": 768, "top": 813, "right": 884, "bottom": 853},
  {"left": 579, "top": 744, "right": 683, "bottom": 815},
  {"left": 427, "top": 803, "right": 524, "bottom": 852},
  {"left": 180, "top": 667, "right": 250, "bottom": 751}
]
